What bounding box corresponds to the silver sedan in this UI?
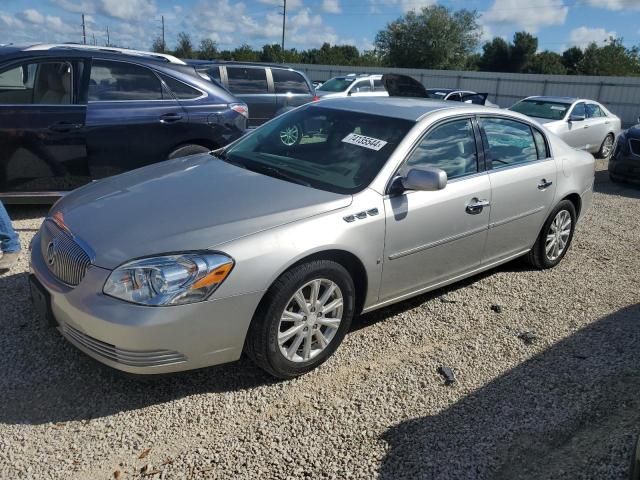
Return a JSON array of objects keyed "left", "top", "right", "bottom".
[
  {"left": 510, "top": 96, "right": 621, "bottom": 158},
  {"left": 30, "top": 97, "right": 595, "bottom": 378}
]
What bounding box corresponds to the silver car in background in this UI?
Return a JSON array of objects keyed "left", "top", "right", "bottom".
[
  {"left": 510, "top": 96, "right": 621, "bottom": 158},
  {"left": 30, "top": 97, "right": 595, "bottom": 379},
  {"left": 315, "top": 74, "right": 388, "bottom": 98}
]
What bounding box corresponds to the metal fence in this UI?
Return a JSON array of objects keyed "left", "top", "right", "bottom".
[{"left": 289, "top": 63, "right": 640, "bottom": 127}]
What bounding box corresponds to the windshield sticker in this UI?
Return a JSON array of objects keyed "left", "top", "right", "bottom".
[
  {"left": 342, "top": 133, "right": 388, "bottom": 151},
  {"left": 550, "top": 106, "right": 566, "bottom": 110}
]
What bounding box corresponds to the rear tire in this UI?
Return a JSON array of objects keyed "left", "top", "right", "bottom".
[
  {"left": 526, "top": 200, "right": 576, "bottom": 269},
  {"left": 596, "top": 133, "right": 615, "bottom": 159},
  {"left": 245, "top": 260, "right": 355, "bottom": 379},
  {"left": 168, "top": 144, "right": 211, "bottom": 159}
]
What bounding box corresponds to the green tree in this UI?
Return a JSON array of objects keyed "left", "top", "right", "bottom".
[
  {"left": 510, "top": 31, "right": 538, "bottom": 72},
  {"left": 528, "top": 51, "right": 567, "bottom": 74},
  {"left": 578, "top": 38, "right": 640, "bottom": 76},
  {"left": 232, "top": 44, "right": 260, "bottom": 61},
  {"left": 174, "top": 32, "right": 193, "bottom": 59},
  {"left": 375, "top": 5, "right": 480, "bottom": 69},
  {"left": 561, "top": 46, "right": 584, "bottom": 74},
  {"left": 151, "top": 37, "right": 166, "bottom": 53},
  {"left": 478, "top": 37, "right": 511, "bottom": 72},
  {"left": 198, "top": 38, "right": 218, "bottom": 60}
]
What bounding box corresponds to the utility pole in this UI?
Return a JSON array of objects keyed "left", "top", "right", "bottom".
[
  {"left": 106, "top": 25, "right": 110, "bottom": 46},
  {"left": 92, "top": 33, "right": 96, "bottom": 46},
  {"left": 81, "top": 14, "right": 86, "bottom": 44},
  {"left": 280, "top": 0, "right": 286, "bottom": 62},
  {"left": 161, "top": 15, "right": 165, "bottom": 52}
]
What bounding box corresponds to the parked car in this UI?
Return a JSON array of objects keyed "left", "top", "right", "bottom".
[
  {"left": 188, "top": 61, "right": 316, "bottom": 128},
  {"left": 609, "top": 116, "right": 640, "bottom": 183},
  {"left": 315, "top": 74, "right": 388, "bottom": 98},
  {"left": 30, "top": 89, "right": 595, "bottom": 378},
  {"left": 509, "top": 96, "right": 621, "bottom": 158},
  {"left": 0, "top": 44, "right": 248, "bottom": 203},
  {"left": 425, "top": 88, "right": 498, "bottom": 107}
]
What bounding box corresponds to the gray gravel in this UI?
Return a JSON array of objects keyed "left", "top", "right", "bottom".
[{"left": 0, "top": 161, "right": 639, "bottom": 479}]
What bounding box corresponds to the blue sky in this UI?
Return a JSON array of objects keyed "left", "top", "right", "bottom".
[{"left": 0, "top": 0, "right": 639, "bottom": 53}]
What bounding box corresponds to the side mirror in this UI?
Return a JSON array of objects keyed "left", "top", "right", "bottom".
[
  {"left": 401, "top": 167, "right": 447, "bottom": 192},
  {"left": 569, "top": 114, "right": 585, "bottom": 122}
]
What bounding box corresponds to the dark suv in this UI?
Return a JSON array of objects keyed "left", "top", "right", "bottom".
[
  {"left": 190, "top": 61, "right": 316, "bottom": 128},
  {"left": 0, "top": 44, "right": 248, "bottom": 203}
]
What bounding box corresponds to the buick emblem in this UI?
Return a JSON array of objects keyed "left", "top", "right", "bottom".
[{"left": 46, "top": 241, "right": 56, "bottom": 266}]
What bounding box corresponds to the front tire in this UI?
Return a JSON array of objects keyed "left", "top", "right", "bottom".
[
  {"left": 526, "top": 200, "right": 577, "bottom": 269},
  {"left": 245, "top": 260, "right": 355, "bottom": 379},
  {"left": 596, "top": 133, "right": 615, "bottom": 159}
]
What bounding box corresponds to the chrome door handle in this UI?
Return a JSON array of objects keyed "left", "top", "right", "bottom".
[
  {"left": 466, "top": 198, "right": 490, "bottom": 215},
  {"left": 538, "top": 179, "right": 553, "bottom": 190},
  {"left": 159, "top": 113, "right": 183, "bottom": 124}
]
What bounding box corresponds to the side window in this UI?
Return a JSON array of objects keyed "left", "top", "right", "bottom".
[
  {"left": 272, "top": 69, "right": 310, "bottom": 94},
  {"left": 481, "top": 117, "right": 538, "bottom": 168},
  {"left": 447, "top": 92, "right": 462, "bottom": 102},
  {"left": 89, "top": 60, "right": 163, "bottom": 101},
  {"left": 373, "top": 78, "right": 386, "bottom": 92},
  {"left": 205, "top": 66, "right": 221, "bottom": 81},
  {"left": 404, "top": 119, "right": 478, "bottom": 180},
  {"left": 571, "top": 102, "right": 586, "bottom": 118},
  {"left": 159, "top": 73, "right": 202, "bottom": 100},
  {"left": 0, "top": 61, "right": 72, "bottom": 105},
  {"left": 352, "top": 80, "right": 371, "bottom": 93},
  {"left": 532, "top": 128, "right": 549, "bottom": 159},
  {"left": 226, "top": 67, "right": 268, "bottom": 94},
  {"left": 585, "top": 104, "right": 604, "bottom": 118}
]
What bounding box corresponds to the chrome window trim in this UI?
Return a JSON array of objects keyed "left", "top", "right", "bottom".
[{"left": 388, "top": 224, "right": 489, "bottom": 260}]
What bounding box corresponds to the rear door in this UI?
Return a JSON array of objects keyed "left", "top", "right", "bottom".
[
  {"left": 0, "top": 58, "right": 88, "bottom": 196},
  {"left": 84, "top": 59, "right": 188, "bottom": 179},
  {"left": 224, "top": 66, "right": 273, "bottom": 127},
  {"left": 479, "top": 116, "right": 557, "bottom": 264},
  {"left": 271, "top": 68, "right": 314, "bottom": 113}
]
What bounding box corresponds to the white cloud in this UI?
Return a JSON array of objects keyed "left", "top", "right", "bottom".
[
  {"left": 482, "top": 0, "right": 568, "bottom": 33},
  {"left": 256, "top": 0, "right": 303, "bottom": 10},
  {"left": 372, "top": 0, "right": 437, "bottom": 13},
  {"left": 569, "top": 26, "right": 617, "bottom": 48},
  {"left": 585, "top": 0, "right": 640, "bottom": 10},
  {"left": 20, "top": 9, "right": 45, "bottom": 24},
  {"left": 0, "top": 11, "right": 24, "bottom": 29},
  {"left": 52, "top": 0, "right": 157, "bottom": 21},
  {"left": 322, "top": 0, "right": 341, "bottom": 13}
]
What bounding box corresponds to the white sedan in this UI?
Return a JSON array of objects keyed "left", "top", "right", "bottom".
[{"left": 510, "top": 96, "right": 621, "bottom": 158}]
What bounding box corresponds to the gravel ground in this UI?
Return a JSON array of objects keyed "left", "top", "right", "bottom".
[{"left": 0, "top": 161, "right": 639, "bottom": 480}]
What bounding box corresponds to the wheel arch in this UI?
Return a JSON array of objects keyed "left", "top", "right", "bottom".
[{"left": 561, "top": 192, "right": 582, "bottom": 218}]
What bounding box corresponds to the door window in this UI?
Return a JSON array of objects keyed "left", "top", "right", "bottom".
[
  {"left": 532, "top": 128, "right": 549, "bottom": 159},
  {"left": 585, "top": 103, "right": 605, "bottom": 118},
  {"left": 570, "top": 102, "right": 586, "bottom": 118},
  {"left": 480, "top": 118, "right": 538, "bottom": 169},
  {"left": 351, "top": 80, "right": 371, "bottom": 93},
  {"left": 226, "top": 67, "right": 268, "bottom": 94},
  {"left": 404, "top": 119, "right": 478, "bottom": 179},
  {"left": 373, "top": 78, "right": 386, "bottom": 92},
  {"left": 272, "top": 69, "right": 310, "bottom": 94},
  {"left": 0, "top": 61, "right": 72, "bottom": 105},
  {"left": 446, "top": 92, "right": 462, "bottom": 102},
  {"left": 159, "top": 73, "right": 203, "bottom": 100},
  {"left": 89, "top": 60, "right": 164, "bottom": 101}
]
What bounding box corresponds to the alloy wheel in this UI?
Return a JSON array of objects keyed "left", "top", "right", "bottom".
[
  {"left": 545, "top": 209, "right": 572, "bottom": 261},
  {"left": 277, "top": 278, "right": 343, "bottom": 362},
  {"left": 279, "top": 125, "right": 300, "bottom": 146},
  {"left": 601, "top": 135, "right": 614, "bottom": 158}
]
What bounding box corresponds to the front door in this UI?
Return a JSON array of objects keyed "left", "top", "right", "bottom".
[
  {"left": 0, "top": 58, "right": 88, "bottom": 195},
  {"left": 380, "top": 117, "right": 491, "bottom": 302},
  {"left": 84, "top": 59, "right": 188, "bottom": 179},
  {"left": 563, "top": 102, "right": 590, "bottom": 149},
  {"left": 478, "top": 116, "right": 558, "bottom": 264}
]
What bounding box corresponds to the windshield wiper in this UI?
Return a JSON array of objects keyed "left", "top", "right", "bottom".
[{"left": 245, "top": 164, "right": 312, "bottom": 187}]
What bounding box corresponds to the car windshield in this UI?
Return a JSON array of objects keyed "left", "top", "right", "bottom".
[
  {"left": 221, "top": 105, "right": 414, "bottom": 194},
  {"left": 510, "top": 99, "right": 570, "bottom": 120},
  {"left": 317, "top": 77, "right": 356, "bottom": 93},
  {"left": 426, "top": 90, "right": 450, "bottom": 99}
]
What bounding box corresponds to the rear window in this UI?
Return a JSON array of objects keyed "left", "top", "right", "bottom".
[
  {"left": 226, "top": 67, "right": 268, "bottom": 94},
  {"left": 510, "top": 99, "right": 570, "bottom": 121},
  {"left": 272, "top": 69, "right": 310, "bottom": 94},
  {"left": 223, "top": 105, "right": 413, "bottom": 194},
  {"left": 89, "top": 60, "right": 164, "bottom": 101},
  {"left": 159, "top": 73, "right": 202, "bottom": 100}
]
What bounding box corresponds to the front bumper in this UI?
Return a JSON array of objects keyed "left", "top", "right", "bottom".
[{"left": 31, "top": 233, "right": 264, "bottom": 374}]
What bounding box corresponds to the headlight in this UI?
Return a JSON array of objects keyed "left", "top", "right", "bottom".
[{"left": 103, "top": 252, "right": 234, "bottom": 306}]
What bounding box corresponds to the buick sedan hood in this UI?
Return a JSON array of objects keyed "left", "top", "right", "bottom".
[{"left": 51, "top": 154, "right": 352, "bottom": 269}]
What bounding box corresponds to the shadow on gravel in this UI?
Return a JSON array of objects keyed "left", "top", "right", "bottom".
[
  {"left": 594, "top": 169, "right": 640, "bottom": 199},
  {"left": 379, "top": 303, "right": 640, "bottom": 480}
]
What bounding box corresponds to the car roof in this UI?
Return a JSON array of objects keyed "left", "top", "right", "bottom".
[
  {"left": 187, "top": 60, "right": 299, "bottom": 71},
  {"left": 311, "top": 96, "right": 487, "bottom": 121},
  {"left": 523, "top": 96, "right": 578, "bottom": 104}
]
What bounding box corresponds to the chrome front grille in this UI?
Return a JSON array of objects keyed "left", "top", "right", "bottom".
[
  {"left": 63, "top": 324, "right": 187, "bottom": 367},
  {"left": 40, "top": 219, "right": 92, "bottom": 286},
  {"left": 630, "top": 139, "right": 640, "bottom": 157}
]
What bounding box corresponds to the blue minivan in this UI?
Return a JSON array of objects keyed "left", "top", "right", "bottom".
[{"left": 0, "top": 44, "right": 248, "bottom": 203}]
